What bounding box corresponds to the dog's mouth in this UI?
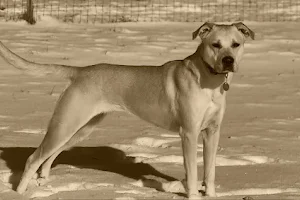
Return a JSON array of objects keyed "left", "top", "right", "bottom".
[
  {"left": 222, "top": 67, "right": 237, "bottom": 73},
  {"left": 217, "top": 61, "right": 239, "bottom": 73},
  {"left": 203, "top": 58, "right": 238, "bottom": 74},
  {"left": 223, "top": 65, "right": 235, "bottom": 72},
  {"left": 212, "top": 64, "right": 237, "bottom": 74}
]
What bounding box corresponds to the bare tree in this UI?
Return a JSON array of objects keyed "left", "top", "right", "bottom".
[{"left": 24, "top": 0, "right": 35, "bottom": 24}]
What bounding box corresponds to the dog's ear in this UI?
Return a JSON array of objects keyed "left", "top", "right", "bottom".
[
  {"left": 192, "top": 22, "right": 215, "bottom": 40},
  {"left": 232, "top": 22, "right": 255, "bottom": 40}
]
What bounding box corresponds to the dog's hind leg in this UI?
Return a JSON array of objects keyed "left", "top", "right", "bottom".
[
  {"left": 16, "top": 86, "right": 101, "bottom": 194},
  {"left": 39, "top": 113, "right": 106, "bottom": 180}
]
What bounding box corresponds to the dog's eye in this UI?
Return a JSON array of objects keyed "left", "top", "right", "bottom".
[
  {"left": 232, "top": 43, "right": 240, "bottom": 48},
  {"left": 212, "top": 43, "right": 222, "bottom": 49}
]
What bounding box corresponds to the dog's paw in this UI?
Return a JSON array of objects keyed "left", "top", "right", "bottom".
[
  {"left": 205, "top": 192, "right": 216, "bottom": 197},
  {"left": 187, "top": 194, "right": 202, "bottom": 199},
  {"left": 36, "top": 177, "right": 49, "bottom": 186},
  {"left": 204, "top": 186, "right": 217, "bottom": 197}
]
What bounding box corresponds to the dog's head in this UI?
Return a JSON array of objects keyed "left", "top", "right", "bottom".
[{"left": 193, "top": 22, "right": 254, "bottom": 73}]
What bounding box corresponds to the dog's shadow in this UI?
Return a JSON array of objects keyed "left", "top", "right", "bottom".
[{"left": 0, "top": 146, "right": 185, "bottom": 195}]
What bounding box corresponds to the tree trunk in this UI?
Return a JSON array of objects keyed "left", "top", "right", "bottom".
[{"left": 26, "top": 0, "right": 35, "bottom": 24}]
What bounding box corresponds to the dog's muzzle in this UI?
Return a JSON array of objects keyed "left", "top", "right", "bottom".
[{"left": 222, "top": 56, "right": 234, "bottom": 72}]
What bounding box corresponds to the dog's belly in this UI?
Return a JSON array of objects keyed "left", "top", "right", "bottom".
[{"left": 124, "top": 101, "right": 180, "bottom": 132}]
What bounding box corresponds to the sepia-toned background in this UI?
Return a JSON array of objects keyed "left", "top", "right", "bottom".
[{"left": 0, "top": 0, "right": 300, "bottom": 200}]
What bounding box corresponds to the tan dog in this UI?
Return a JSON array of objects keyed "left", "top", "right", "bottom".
[{"left": 0, "top": 22, "right": 254, "bottom": 199}]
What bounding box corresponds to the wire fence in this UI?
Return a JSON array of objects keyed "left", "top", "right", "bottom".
[{"left": 0, "top": 0, "right": 299, "bottom": 23}]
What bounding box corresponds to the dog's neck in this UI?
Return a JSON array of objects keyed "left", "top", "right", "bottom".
[{"left": 185, "top": 45, "right": 232, "bottom": 91}]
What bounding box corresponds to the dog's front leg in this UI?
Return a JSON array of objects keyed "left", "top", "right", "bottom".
[
  {"left": 202, "top": 125, "right": 220, "bottom": 197},
  {"left": 180, "top": 127, "right": 200, "bottom": 199}
]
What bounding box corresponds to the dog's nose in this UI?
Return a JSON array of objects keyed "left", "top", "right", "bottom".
[
  {"left": 222, "top": 56, "right": 234, "bottom": 72},
  {"left": 222, "top": 56, "right": 234, "bottom": 66}
]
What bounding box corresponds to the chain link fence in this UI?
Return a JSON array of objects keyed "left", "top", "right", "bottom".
[{"left": 0, "top": 0, "right": 299, "bottom": 23}]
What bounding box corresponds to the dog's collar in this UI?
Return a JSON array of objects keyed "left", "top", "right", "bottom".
[{"left": 203, "top": 61, "right": 230, "bottom": 91}]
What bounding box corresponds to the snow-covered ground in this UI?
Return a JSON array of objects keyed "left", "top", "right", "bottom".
[{"left": 0, "top": 19, "right": 300, "bottom": 199}]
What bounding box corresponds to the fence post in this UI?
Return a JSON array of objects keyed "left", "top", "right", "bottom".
[{"left": 25, "top": 0, "right": 36, "bottom": 24}]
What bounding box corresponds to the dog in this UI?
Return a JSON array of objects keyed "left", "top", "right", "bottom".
[{"left": 0, "top": 22, "right": 254, "bottom": 199}]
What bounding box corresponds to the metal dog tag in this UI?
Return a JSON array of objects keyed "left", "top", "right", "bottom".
[{"left": 223, "top": 82, "right": 229, "bottom": 91}]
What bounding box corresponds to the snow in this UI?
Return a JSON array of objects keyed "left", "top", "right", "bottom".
[{"left": 0, "top": 20, "right": 299, "bottom": 199}]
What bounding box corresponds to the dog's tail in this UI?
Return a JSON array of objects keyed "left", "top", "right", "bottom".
[{"left": 0, "top": 41, "right": 78, "bottom": 79}]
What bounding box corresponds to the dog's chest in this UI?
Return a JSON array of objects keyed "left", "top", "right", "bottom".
[{"left": 201, "top": 91, "right": 224, "bottom": 130}]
